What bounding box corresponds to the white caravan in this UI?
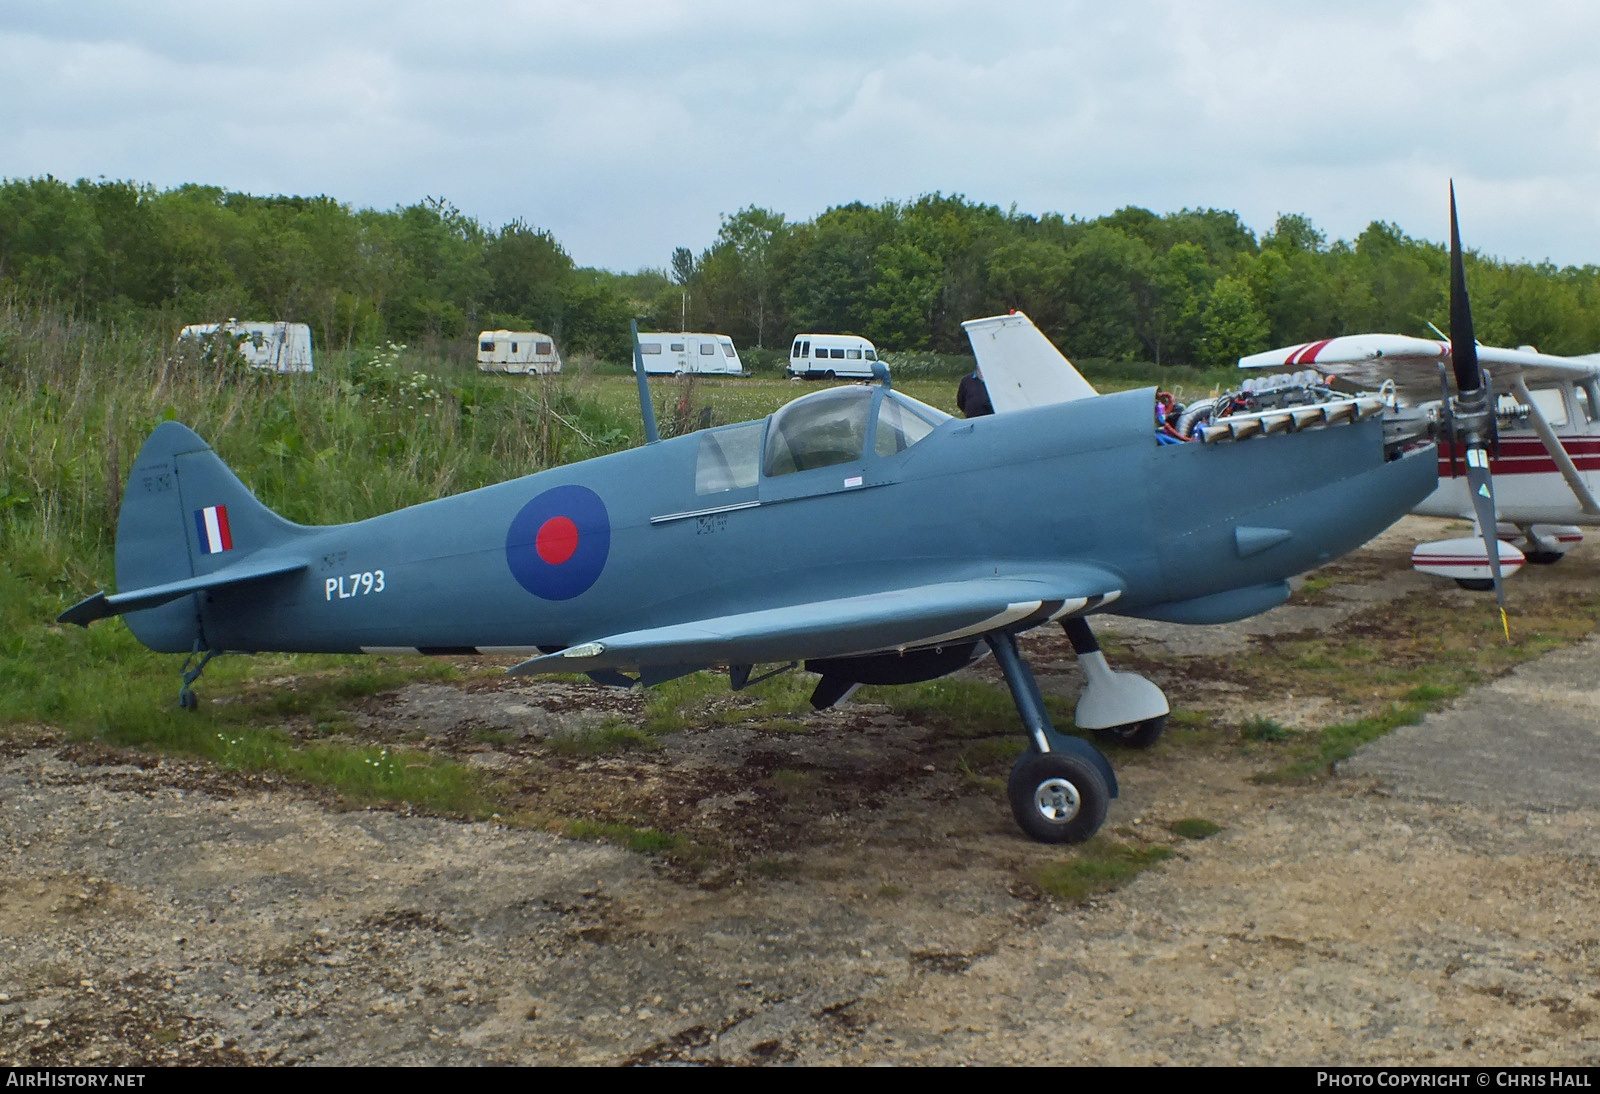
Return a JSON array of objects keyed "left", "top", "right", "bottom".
[
  {"left": 635, "top": 332, "right": 744, "bottom": 375},
  {"left": 478, "top": 330, "right": 562, "bottom": 375},
  {"left": 788, "top": 334, "right": 880, "bottom": 379},
  {"left": 178, "top": 321, "right": 314, "bottom": 373}
]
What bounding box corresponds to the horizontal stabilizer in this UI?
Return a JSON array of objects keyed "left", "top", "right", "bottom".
[{"left": 58, "top": 555, "right": 309, "bottom": 627}]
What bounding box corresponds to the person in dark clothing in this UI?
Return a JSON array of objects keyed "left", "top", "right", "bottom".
[{"left": 957, "top": 371, "right": 993, "bottom": 418}]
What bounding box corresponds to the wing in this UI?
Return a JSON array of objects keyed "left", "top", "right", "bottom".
[
  {"left": 508, "top": 568, "right": 1124, "bottom": 677},
  {"left": 962, "top": 312, "right": 1099, "bottom": 414},
  {"left": 1240, "top": 334, "right": 1600, "bottom": 403}
]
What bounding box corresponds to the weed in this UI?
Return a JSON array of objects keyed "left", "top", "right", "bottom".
[
  {"left": 1166, "top": 708, "right": 1211, "bottom": 730},
  {"left": 1169, "top": 818, "right": 1222, "bottom": 840},
  {"left": 860, "top": 676, "right": 1074, "bottom": 739},
  {"left": 1258, "top": 702, "right": 1433, "bottom": 783},
  {"left": 641, "top": 673, "right": 724, "bottom": 733},
  {"left": 548, "top": 719, "right": 658, "bottom": 755},
  {"left": 1402, "top": 683, "right": 1459, "bottom": 704},
  {"left": 565, "top": 819, "right": 688, "bottom": 856},
  {"left": 1241, "top": 716, "right": 1293, "bottom": 742},
  {"left": 1029, "top": 839, "right": 1175, "bottom": 903},
  {"left": 1297, "top": 574, "right": 1335, "bottom": 597},
  {"left": 955, "top": 755, "right": 1005, "bottom": 794},
  {"left": 754, "top": 717, "right": 812, "bottom": 735}
]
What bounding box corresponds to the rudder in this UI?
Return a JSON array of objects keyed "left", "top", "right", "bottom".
[{"left": 113, "top": 421, "right": 307, "bottom": 652}]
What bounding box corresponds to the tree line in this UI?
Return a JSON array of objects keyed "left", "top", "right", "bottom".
[{"left": 4, "top": 176, "right": 1599, "bottom": 369}]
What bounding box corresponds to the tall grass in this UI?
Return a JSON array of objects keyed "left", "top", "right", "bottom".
[
  {"left": 0, "top": 298, "right": 646, "bottom": 809},
  {"left": 0, "top": 297, "right": 638, "bottom": 587}
]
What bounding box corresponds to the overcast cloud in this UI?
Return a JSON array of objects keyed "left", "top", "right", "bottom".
[{"left": 3, "top": 1, "right": 1598, "bottom": 270}]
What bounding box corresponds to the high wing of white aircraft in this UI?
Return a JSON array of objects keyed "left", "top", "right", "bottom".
[{"left": 1241, "top": 334, "right": 1600, "bottom": 584}]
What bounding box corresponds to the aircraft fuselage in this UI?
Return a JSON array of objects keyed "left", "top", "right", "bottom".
[{"left": 125, "top": 387, "right": 1438, "bottom": 660}]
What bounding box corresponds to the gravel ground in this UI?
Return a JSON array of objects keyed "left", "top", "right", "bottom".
[{"left": 4, "top": 517, "right": 1599, "bottom": 1066}]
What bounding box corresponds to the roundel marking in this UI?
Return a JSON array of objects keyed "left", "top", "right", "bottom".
[
  {"left": 536, "top": 516, "right": 579, "bottom": 565},
  {"left": 506, "top": 485, "right": 610, "bottom": 601}
]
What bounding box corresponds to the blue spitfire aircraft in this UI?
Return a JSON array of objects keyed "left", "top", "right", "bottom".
[{"left": 58, "top": 314, "right": 1440, "bottom": 845}]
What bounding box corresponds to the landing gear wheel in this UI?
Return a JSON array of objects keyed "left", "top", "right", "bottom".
[
  {"left": 1096, "top": 714, "right": 1166, "bottom": 750},
  {"left": 178, "top": 687, "right": 198, "bottom": 711},
  {"left": 1007, "top": 750, "right": 1109, "bottom": 844},
  {"left": 1455, "top": 578, "right": 1495, "bottom": 591},
  {"left": 1524, "top": 550, "right": 1564, "bottom": 565}
]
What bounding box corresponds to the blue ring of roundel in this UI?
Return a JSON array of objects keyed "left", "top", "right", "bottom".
[{"left": 505, "top": 484, "right": 611, "bottom": 601}]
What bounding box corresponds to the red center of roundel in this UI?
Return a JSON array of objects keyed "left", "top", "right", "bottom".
[{"left": 535, "top": 516, "right": 580, "bottom": 565}]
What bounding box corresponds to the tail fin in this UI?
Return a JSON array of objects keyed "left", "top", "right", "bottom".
[
  {"left": 60, "top": 422, "right": 310, "bottom": 651},
  {"left": 961, "top": 312, "right": 1099, "bottom": 414}
]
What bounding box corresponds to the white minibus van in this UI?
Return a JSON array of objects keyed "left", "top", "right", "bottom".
[{"left": 787, "top": 334, "right": 881, "bottom": 379}]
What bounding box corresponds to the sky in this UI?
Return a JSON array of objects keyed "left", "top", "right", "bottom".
[{"left": 4, "top": 0, "right": 1599, "bottom": 272}]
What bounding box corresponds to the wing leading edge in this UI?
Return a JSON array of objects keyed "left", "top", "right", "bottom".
[{"left": 508, "top": 570, "right": 1124, "bottom": 677}]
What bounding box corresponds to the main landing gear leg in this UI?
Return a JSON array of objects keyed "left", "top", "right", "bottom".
[
  {"left": 1521, "top": 526, "right": 1566, "bottom": 566},
  {"left": 177, "top": 644, "right": 221, "bottom": 711},
  {"left": 985, "top": 630, "right": 1117, "bottom": 844},
  {"left": 1061, "top": 618, "right": 1169, "bottom": 750}
]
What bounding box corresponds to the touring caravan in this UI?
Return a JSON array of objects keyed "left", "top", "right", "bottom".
[
  {"left": 178, "top": 321, "right": 314, "bottom": 373},
  {"left": 787, "top": 334, "right": 880, "bottom": 379},
  {"left": 478, "top": 330, "right": 562, "bottom": 375},
  {"left": 634, "top": 332, "right": 744, "bottom": 375}
]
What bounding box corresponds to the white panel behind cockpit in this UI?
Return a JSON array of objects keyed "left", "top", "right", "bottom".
[{"left": 961, "top": 312, "right": 1098, "bottom": 414}]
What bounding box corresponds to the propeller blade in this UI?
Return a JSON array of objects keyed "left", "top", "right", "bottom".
[
  {"left": 1448, "top": 183, "right": 1509, "bottom": 639},
  {"left": 1448, "top": 182, "right": 1483, "bottom": 397},
  {"left": 1463, "top": 449, "right": 1509, "bottom": 637}
]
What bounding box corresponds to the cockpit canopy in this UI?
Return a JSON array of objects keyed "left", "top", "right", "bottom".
[{"left": 694, "top": 387, "right": 949, "bottom": 496}]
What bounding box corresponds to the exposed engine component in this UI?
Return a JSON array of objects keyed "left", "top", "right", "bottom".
[{"left": 1156, "top": 370, "right": 1381, "bottom": 445}]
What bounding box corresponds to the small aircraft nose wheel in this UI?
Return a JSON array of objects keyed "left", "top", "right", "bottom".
[
  {"left": 1455, "top": 578, "right": 1496, "bottom": 591},
  {"left": 1096, "top": 714, "right": 1166, "bottom": 750},
  {"left": 1008, "top": 750, "right": 1109, "bottom": 844}
]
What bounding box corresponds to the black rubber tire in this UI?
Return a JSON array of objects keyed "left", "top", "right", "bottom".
[
  {"left": 178, "top": 688, "right": 198, "bottom": 711},
  {"left": 824, "top": 369, "right": 836, "bottom": 380},
  {"left": 1524, "top": 550, "right": 1564, "bottom": 565},
  {"left": 1455, "top": 578, "right": 1495, "bottom": 591},
  {"left": 1007, "top": 750, "right": 1109, "bottom": 844},
  {"left": 1096, "top": 714, "right": 1166, "bottom": 750}
]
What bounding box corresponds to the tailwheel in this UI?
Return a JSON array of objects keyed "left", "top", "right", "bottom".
[
  {"left": 1007, "top": 750, "right": 1109, "bottom": 844},
  {"left": 1096, "top": 714, "right": 1166, "bottom": 750},
  {"left": 176, "top": 645, "right": 220, "bottom": 712}
]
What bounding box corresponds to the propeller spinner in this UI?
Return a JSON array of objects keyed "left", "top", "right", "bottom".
[{"left": 1447, "top": 183, "right": 1511, "bottom": 639}]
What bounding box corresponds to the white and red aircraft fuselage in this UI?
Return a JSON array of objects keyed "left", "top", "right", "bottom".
[{"left": 1243, "top": 335, "right": 1600, "bottom": 584}]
